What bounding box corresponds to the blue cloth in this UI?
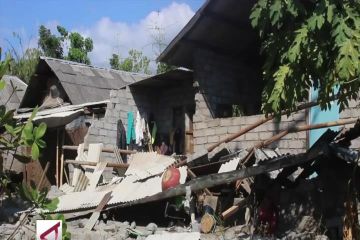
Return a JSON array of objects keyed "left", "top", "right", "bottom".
[{"left": 126, "top": 112, "right": 135, "bottom": 144}]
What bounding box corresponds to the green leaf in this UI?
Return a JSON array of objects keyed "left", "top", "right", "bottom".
[
  {"left": 326, "top": 3, "right": 335, "bottom": 23},
  {"left": 267, "top": 65, "right": 291, "bottom": 113},
  {"left": 4, "top": 124, "right": 15, "bottom": 136},
  {"left": 0, "top": 80, "right": 5, "bottom": 90},
  {"left": 36, "top": 139, "right": 47, "bottom": 149},
  {"left": 34, "top": 122, "right": 47, "bottom": 139},
  {"left": 43, "top": 198, "right": 59, "bottom": 212},
  {"left": 288, "top": 27, "right": 308, "bottom": 62},
  {"left": 269, "top": 0, "right": 283, "bottom": 26},
  {"left": 17, "top": 183, "right": 33, "bottom": 202},
  {"left": 31, "top": 143, "right": 40, "bottom": 160},
  {"left": 29, "top": 107, "right": 39, "bottom": 121}
]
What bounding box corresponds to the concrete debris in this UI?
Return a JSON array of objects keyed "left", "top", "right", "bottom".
[
  {"left": 145, "top": 232, "right": 200, "bottom": 240},
  {"left": 2, "top": 120, "right": 360, "bottom": 240}
]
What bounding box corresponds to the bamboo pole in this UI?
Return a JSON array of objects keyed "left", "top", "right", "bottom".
[
  {"left": 65, "top": 160, "right": 129, "bottom": 169},
  {"left": 62, "top": 145, "right": 136, "bottom": 155},
  {"left": 207, "top": 96, "right": 339, "bottom": 152}
]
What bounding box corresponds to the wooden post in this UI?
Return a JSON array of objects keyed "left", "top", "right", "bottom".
[
  {"left": 60, "top": 129, "right": 65, "bottom": 186},
  {"left": 56, "top": 129, "right": 59, "bottom": 188}
]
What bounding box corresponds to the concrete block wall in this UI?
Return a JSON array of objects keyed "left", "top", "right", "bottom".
[
  {"left": 193, "top": 48, "right": 262, "bottom": 119},
  {"left": 193, "top": 111, "right": 307, "bottom": 154},
  {"left": 150, "top": 83, "right": 195, "bottom": 138},
  {"left": 84, "top": 87, "right": 141, "bottom": 161}
]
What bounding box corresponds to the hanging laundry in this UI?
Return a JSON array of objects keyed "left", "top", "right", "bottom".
[
  {"left": 151, "top": 121, "right": 157, "bottom": 144},
  {"left": 116, "top": 119, "right": 126, "bottom": 150},
  {"left": 135, "top": 111, "right": 144, "bottom": 146},
  {"left": 126, "top": 112, "right": 135, "bottom": 145}
]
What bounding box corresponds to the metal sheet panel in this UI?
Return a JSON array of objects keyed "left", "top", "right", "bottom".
[
  {"left": 51, "top": 166, "right": 188, "bottom": 213},
  {"left": 218, "top": 157, "right": 240, "bottom": 173},
  {"left": 125, "top": 152, "right": 177, "bottom": 179}
]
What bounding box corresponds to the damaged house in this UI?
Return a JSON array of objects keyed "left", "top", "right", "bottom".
[
  {"left": 87, "top": 0, "right": 360, "bottom": 158},
  {"left": 3, "top": 1, "right": 360, "bottom": 239},
  {"left": 11, "top": 57, "right": 147, "bottom": 187}
]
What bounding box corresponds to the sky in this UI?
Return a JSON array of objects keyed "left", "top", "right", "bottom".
[{"left": 0, "top": 0, "right": 204, "bottom": 68}]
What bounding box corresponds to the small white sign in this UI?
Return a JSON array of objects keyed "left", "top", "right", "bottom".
[{"left": 36, "top": 220, "right": 62, "bottom": 240}]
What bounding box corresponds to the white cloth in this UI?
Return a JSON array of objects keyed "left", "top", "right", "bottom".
[{"left": 135, "top": 111, "right": 144, "bottom": 145}]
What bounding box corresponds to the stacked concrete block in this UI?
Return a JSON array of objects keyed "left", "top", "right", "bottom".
[
  {"left": 192, "top": 111, "right": 308, "bottom": 155},
  {"left": 84, "top": 87, "right": 140, "bottom": 162}
]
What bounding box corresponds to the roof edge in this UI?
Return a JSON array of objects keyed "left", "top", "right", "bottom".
[{"left": 156, "top": 0, "right": 211, "bottom": 64}]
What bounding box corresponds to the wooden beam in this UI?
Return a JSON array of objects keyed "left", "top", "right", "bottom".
[
  {"left": 62, "top": 145, "right": 136, "bottom": 155},
  {"left": 187, "top": 169, "right": 212, "bottom": 196},
  {"left": 221, "top": 197, "right": 249, "bottom": 220},
  {"left": 65, "top": 160, "right": 129, "bottom": 169}
]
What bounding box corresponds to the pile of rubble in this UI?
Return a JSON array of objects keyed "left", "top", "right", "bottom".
[{"left": 1, "top": 120, "right": 360, "bottom": 240}]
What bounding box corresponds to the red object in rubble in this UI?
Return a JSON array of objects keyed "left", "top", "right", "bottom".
[
  {"left": 162, "top": 168, "right": 180, "bottom": 191},
  {"left": 258, "top": 203, "right": 277, "bottom": 234}
]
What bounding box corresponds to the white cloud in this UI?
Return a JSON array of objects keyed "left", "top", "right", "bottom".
[{"left": 78, "top": 2, "right": 195, "bottom": 69}]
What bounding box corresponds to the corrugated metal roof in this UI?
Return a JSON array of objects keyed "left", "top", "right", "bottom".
[
  {"left": 0, "top": 75, "right": 27, "bottom": 110},
  {"left": 51, "top": 166, "right": 188, "bottom": 213},
  {"left": 125, "top": 152, "right": 177, "bottom": 180}
]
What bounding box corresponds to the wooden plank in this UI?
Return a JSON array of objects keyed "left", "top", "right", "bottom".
[
  {"left": 84, "top": 191, "right": 112, "bottom": 230},
  {"left": 65, "top": 160, "right": 129, "bottom": 169},
  {"left": 221, "top": 197, "right": 248, "bottom": 220},
  {"left": 62, "top": 145, "right": 136, "bottom": 154}
]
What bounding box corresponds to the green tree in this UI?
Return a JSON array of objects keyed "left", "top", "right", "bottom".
[
  {"left": 109, "top": 49, "right": 150, "bottom": 74},
  {"left": 6, "top": 32, "right": 41, "bottom": 83},
  {"left": 9, "top": 48, "right": 41, "bottom": 83},
  {"left": 250, "top": 0, "right": 360, "bottom": 115},
  {"left": 109, "top": 53, "right": 121, "bottom": 70},
  {"left": 38, "top": 25, "right": 93, "bottom": 64},
  {"left": 66, "top": 32, "right": 93, "bottom": 64},
  {"left": 38, "top": 25, "right": 63, "bottom": 59}
]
